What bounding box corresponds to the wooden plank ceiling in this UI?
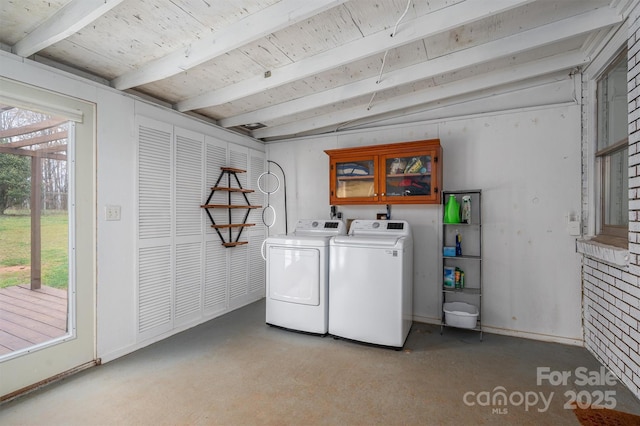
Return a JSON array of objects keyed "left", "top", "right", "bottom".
[{"left": 0, "top": 0, "right": 634, "bottom": 141}]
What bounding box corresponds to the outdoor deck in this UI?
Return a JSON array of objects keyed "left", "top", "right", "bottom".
[{"left": 0, "top": 285, "right": 68, "bottom": 355}]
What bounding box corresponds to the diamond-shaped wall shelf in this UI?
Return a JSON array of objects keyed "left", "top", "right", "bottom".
[{"left": 201, "top": 167, "right": 261, "bottom": 247}]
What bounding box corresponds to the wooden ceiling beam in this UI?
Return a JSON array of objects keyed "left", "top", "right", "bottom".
[
  {"left": 111, "top": 0, "right": 347, "bottom": 91},
  {"left": 12, "top": 0, "right": 125, "bottom": 57},
  {"left": 0, "top": 119, "right": 67, "bottom": 139},
  {"left": 39, "top": 144, "right": 68, "bottom": 153},
  {"left": 0, "top": 146, "right": 67, "bottom": 161},
  {"left": 176, "top": 0, "right": 534, "bottom": 112},
  {"left": 221, "top": 6, "right": 622, "bottom": 129},
  {"left": 252, "top": 51, "right": 589, "bottom": 139},
  {"left": 3, "top": 131, "right": 69, "bottom": 149}
]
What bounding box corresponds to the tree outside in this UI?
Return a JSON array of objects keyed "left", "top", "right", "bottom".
[{"left": 0, "top": 153, "right": 30, "bottom": 214}]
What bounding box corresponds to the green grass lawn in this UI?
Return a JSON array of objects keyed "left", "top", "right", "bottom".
[{"left": 0, "top": 210, "right": 68, "bottom": 289}]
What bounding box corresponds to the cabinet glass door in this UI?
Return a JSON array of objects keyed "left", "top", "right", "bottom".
[
  {"left": 381, "top": 152, "right": 433, "bottom": 201},
  {"left": 333, "top": 157, "right": 376, "bottom": 201}
]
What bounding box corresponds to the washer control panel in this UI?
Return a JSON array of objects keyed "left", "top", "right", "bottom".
[{"left": 348, "top": 220, "right": 410, "bottom": 236}]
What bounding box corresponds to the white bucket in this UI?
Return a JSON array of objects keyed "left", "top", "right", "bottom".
[{"left": 443, "top": 302, "right": 479, "bottom": 329}]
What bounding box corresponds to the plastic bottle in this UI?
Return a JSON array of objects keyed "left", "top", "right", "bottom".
[
  {"left": 444, "top": 266, "right": 456, "bottom": 288},
  {"left": 462, "top": 195, "right": 471, "bottom": 224},
  {"left": 455, "top": 232, "right": 462, "bottom": 256},
  {"left": 444, "top": 194, "right": 460, "bottom": 224}
]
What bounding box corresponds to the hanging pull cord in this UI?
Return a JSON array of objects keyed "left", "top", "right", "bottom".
[{"left": 367, "top": 0, "right": 412, "bottom": 111}]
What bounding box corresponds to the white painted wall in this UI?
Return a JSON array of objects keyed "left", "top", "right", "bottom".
[
  {"left": 1, "top": 48, "right": 583, "bottom": 360},
  {"left": 0, "top": 52, "right": 264, "bottom": 362},
  {"left": 267, "top": 103, "right": 583, "bottom": 344}
]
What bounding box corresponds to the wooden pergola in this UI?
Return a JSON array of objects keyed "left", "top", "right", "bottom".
[{"left": 0, "top": 108, "right": 68, "bottom": 290}]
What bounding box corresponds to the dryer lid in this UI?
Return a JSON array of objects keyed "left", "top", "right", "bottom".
[{"left": 266, "top": 234, "right": 334, "bottom": 246}]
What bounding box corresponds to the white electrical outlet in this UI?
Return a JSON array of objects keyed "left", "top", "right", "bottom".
[
  {"left": 105, "top": 205, "right": 121, "bottom": 221},
  {"left": 567, "top": 213, "right": 581, "bottom": 236}
]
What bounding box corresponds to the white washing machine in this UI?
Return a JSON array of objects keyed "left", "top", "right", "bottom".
[
  {"left": 264, "top": 219, "right": 346, "bottom": 334},
  {"left": 329, "top": 219, "right": 413, "bottom": 348}
]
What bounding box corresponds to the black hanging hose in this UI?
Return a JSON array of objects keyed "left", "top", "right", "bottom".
[
  {"left": 268, "top": 160, "right": 288, "bottom": 235},
  {"left": 258, "top": 160, "right": 288, "bottom": 235}
]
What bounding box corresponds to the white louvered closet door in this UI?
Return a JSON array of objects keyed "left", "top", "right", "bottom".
[
  {"left": 137, "top": 117, "right": 174, "bottom": 340},
  {"left": 174, "top": 128, "right": 204, "bottom": 326},
  {"left": 228, "top": 146, "right": 250, "bottom": 309},
  {"left": 248, "top": 149, "right": 266, "bottom": 296},
  {"left": 204, "top": 136, "right": 228, "bottom": 315},
  {"left": 137, "top": 118, "right": 266, "bottom": 342}
]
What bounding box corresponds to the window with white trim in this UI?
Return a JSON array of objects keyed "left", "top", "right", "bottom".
[{"left": 595, "top": 50, "right": 628, "bottom": 245}]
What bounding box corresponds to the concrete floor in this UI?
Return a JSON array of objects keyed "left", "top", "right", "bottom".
[{"left": 1, "top": 299, "right": 639, "bottom": 425}]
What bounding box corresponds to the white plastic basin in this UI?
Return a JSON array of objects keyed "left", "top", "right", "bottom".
[{"left": 443, "top": 302, "right": 479, "bottom": 329}]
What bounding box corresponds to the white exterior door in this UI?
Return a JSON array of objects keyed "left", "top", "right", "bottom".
[{"left": 0, "top": 79, "right": 96, "bottom": 398}]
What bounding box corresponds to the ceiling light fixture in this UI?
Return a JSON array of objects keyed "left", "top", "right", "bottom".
[{"left": 242, "top": 122, "right": 267, "bottom": 130}]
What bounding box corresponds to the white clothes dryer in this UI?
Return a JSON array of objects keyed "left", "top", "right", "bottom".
[
  {"left": 329, "top": 220, "right": 413, "bottom": 348},
  {"left": 264, "top": 219, "right": 346, "bottom": 334}
]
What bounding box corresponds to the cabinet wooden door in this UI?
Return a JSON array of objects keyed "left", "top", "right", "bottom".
[
  {"left": 329, "top": 154, "right": 379, "bottom": 205},
  {"left": 380, "top": 148, "right": 440, "bottom": 204}
]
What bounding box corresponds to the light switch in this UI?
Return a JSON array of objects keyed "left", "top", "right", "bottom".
[{"left": 106, "top": 205, "right": 121, "bottom": 221}]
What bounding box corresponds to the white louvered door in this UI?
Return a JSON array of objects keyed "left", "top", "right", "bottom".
[
  {"left": 227, "top": 146, "right": 266, "bottom": 309},
  {"left": 248, "top": 149, "right": 266, "bottom": 296},
  {"left": 174, "top": 128, "right": 204, "bottom": 326},
  {"left": 136, "top": 117, "right": 265, "bottom": 343},
  {"left": 137, "top": 117, "right": 174, "bottom": 340},
  {"left": 203, "top": 136, "right": 228, "bottom": 315},
  {"left": 227, "top": 146, "right": 250, "bottom": 309}
]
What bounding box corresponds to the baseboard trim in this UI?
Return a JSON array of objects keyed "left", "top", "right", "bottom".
[
  {"left": 412, "top": 316, "right": 583, "bottom": 346},
  {"left": 1, "top": 359, "right": 99, "bottom": 404},
  {"left": 101, "top": 295, "right": 263, "bottom": 364},
  {"left": 480, "top": 325, "right": 583, "bottom": 346}
]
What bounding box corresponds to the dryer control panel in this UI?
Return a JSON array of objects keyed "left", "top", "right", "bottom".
[{"left": 294, "top": 219, "right": 346, "bottom": 236}]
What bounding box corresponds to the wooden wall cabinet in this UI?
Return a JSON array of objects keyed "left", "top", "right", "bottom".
[{"left": 325, "top": 139, "right": 442, "bottom": 205}]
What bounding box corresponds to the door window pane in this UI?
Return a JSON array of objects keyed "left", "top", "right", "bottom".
[{"left": 0, "top": 106, "right": 70, "bottom": 358}]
